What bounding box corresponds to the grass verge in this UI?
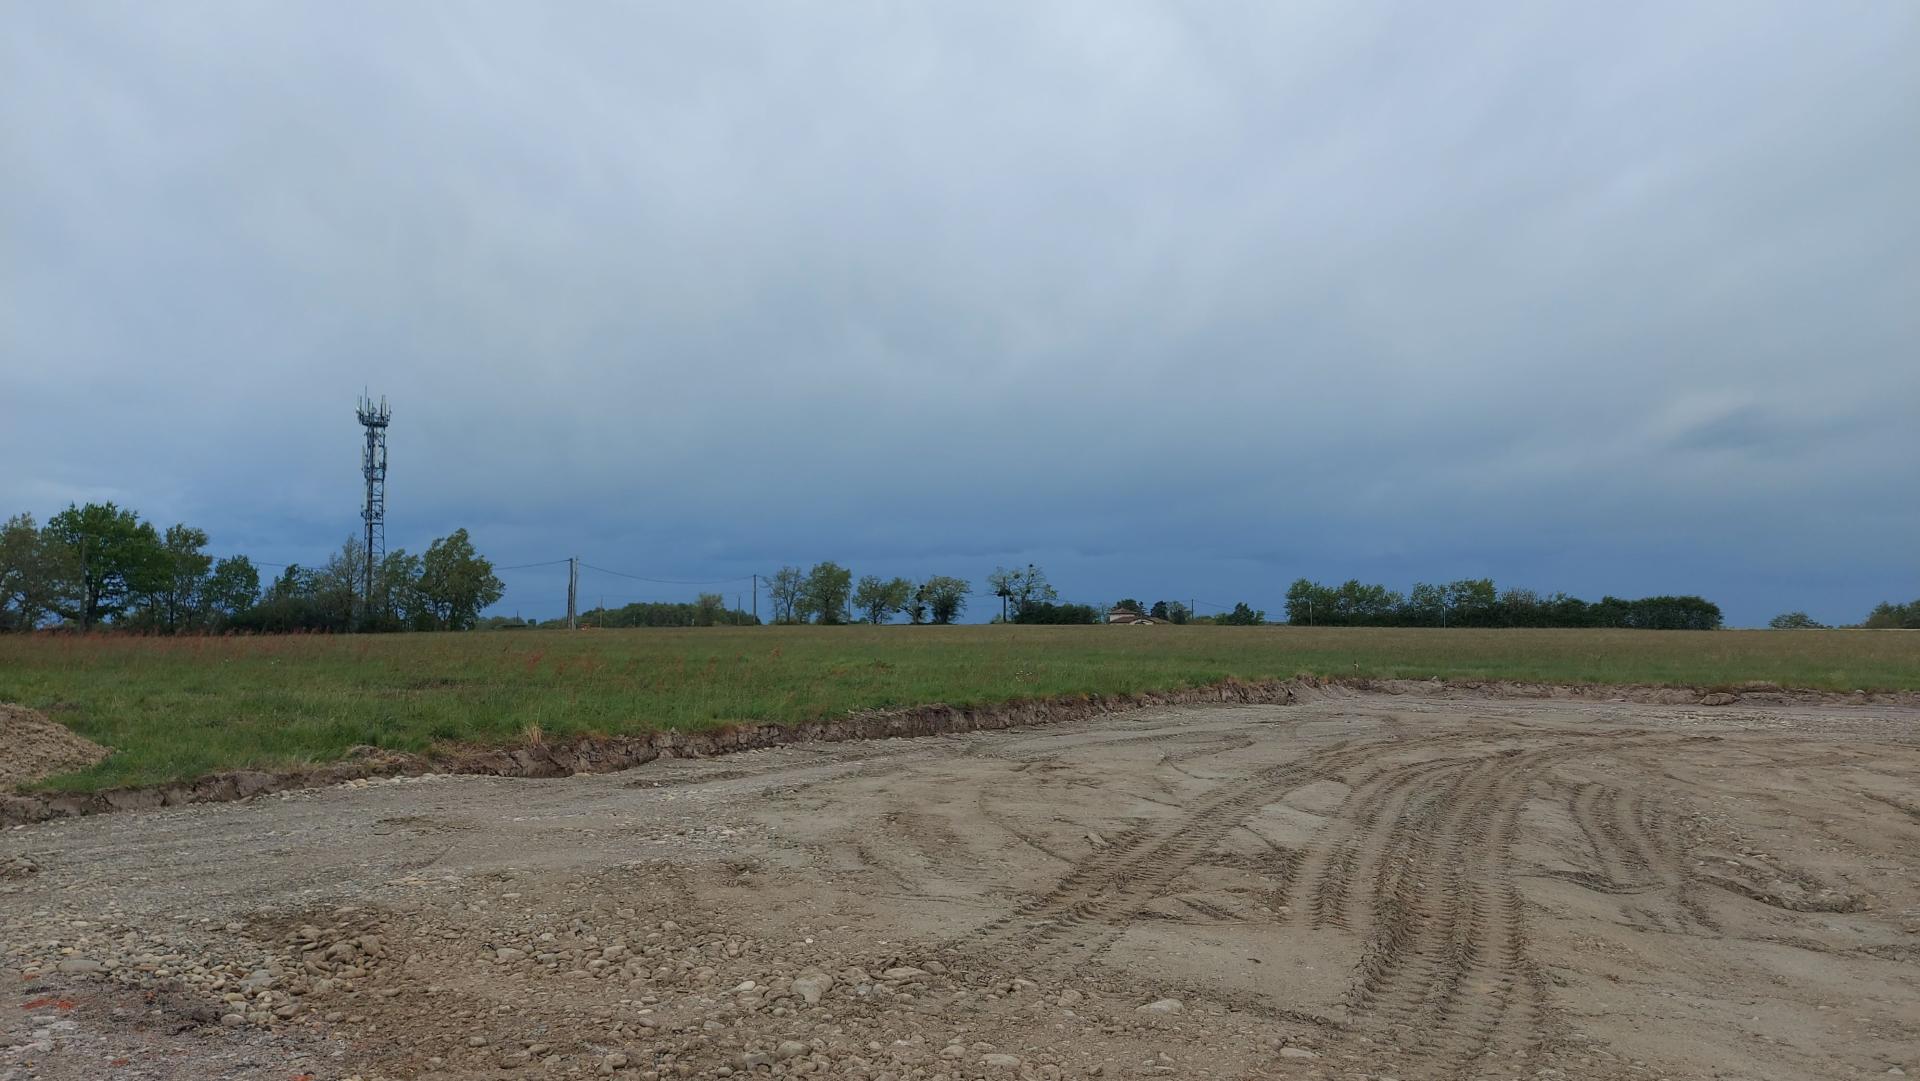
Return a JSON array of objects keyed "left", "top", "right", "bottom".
[{"left": 2, "top": 625, "right": 1913, "bottom": 792}]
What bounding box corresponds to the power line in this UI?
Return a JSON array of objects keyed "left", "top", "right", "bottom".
[
  {"left": 496, "top": 558, "right": 572, "bottom": 571},
  {"left": 210, "top": 556, "right": 293, "bottom": 568}
]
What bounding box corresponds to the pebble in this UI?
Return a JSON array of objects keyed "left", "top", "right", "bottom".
[
  {"left": 982, "top": 1053, "right": 1023, "bottom": 1069},
  {"left": 56, "top": 958, "right": 103, "bottom": 974},
  {"left": 1278, "top": 1047, "right": 1318, "bottom": 1060},
  {"left": 1137, "top": 999, "right": 1184, "bottom": 1014},
  {"left": 792, "top": 971, "right": 834, "bottom": 1004}
]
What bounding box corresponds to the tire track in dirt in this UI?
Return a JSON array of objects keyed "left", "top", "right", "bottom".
[
  {"left": 1158, "top": 734, "right": 1257, "bottom": 768},
  {"left": 1560, "top": 763, "right": 1720, "bottom": 933},
  {"left": 979, "top": 724, "right": 1239, "bottom": 763},
  {"left": 1567, "top": 782, "right": 1642, "bottom": 888},
  {"left": 952, "top": 739, "right": 1391, "bottom": 966},
  {"left": 1861, "top": 791, "right": 1920, "bottom": 824},
  {"left": 1341, "top": 746, "right": 1563, "bottom": 1076},
  {"left": 1333, "top": 734, "right": 1706, "bottom": 1076},
  {"left": 1600, "top": 784, "right": 1696, "bottom": 932},
  {"left": 1296, "top": 754, "right": 1480, "bottom": 930}
]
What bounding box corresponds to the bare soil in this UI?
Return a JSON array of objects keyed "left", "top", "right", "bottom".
[
  {"left": 0, "top": 705, "right": 108, "bottom": 790},
  {"left": 4, "top": 689, "right": 1917, "bottom": 1081}
]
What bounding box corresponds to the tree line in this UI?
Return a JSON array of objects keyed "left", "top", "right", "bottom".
[
  {"left": 1771, "top": 599, "right": 1920, "bottom": 630},
  {"left": 0, "top": 503, "right": 504, "bottom": 633},
  {"left": 764, "top": 563, "right": 974, "bottom": 625},
  {"left": 1862, "top": 599, "right": 1920, "bottom": 629},
  {"left": 1282, "top": 578, "right": 1724, "bottom": 630},
  {"left": 30, "top": 502, "right": 1899, "bottom": 634},
  {"left": 567, "top": 596, "right": 760, "bottom": 629}
]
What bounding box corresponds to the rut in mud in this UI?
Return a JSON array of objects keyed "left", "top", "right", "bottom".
[{"left": 4, "top": 691, "right": 1918, "bottom": 1080}]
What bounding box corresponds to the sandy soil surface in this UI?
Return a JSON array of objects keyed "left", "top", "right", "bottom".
[
  {"left": 0, "top": 705, "right": 108, "bottom": 790},
  {"left": 4, "top": 690, "right": 1917, "bottom": 1081}
]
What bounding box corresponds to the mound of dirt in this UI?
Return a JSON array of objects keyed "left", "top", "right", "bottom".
[{"left": 0, "top": 704, "right": 109, "bottom": 790}]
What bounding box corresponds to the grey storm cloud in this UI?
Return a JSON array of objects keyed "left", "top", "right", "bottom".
[{"left": 3, "top": 1, "right": 1917, "bottom": 625}]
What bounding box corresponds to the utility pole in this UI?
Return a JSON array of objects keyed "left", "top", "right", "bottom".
[
  {"left": 751, "top": 574, "right": 758, "bottom": 623},
  {"left": 566, "top": 557, "right": 578, "bottom": 630}
]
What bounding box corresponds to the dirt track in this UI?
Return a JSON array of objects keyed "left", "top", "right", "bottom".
[{"left": 4, "top": 688, "right": 1918, "bottom": 1080}]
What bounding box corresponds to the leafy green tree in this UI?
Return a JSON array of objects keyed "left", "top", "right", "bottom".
[
  {"left": 417, "top": 528, "right": 504, "bottom": 630},
  {"left": 265, "top": 564, "right": 308, "bottom": 602},
  {"left": 1013, "top": 600, "right": 1101, "bottom": 624},
  {"left": 200, "top": 556, "right": 261, "bottom": 627},
  {"left": 0, "top": 513, "right": 66, "bottom": 631},
  {"left": 768, "top": 566, "right": 805, "bottom": 624},
  {"left": 313, "top": 535, "right": 367, "bottom": 628},
  {"left": 1114, "top": 598, "right": 1145, "bottom": 616},
  {"left": 578, "top": 600, "right": 759, "bottom": 628},
  {"left": 1768, "top": 611, "right": 1826, "bottom": 630},
  {"left": 131, "top": 523, "right": 212, "bottom": 632},
  {"left": 695, "top": 592, "right": 725, "bottom": 627},
  {"left": 1148, "top": 600, "right": 1194, "bottom": 623},
  {"left": 1285, "top": 578, "right": 1334, "bottom": 625},
  {"left": 1217, "top": 602, "right": 1266, "bottom": 626},
  {"left": 800, "top": 561, "right": 853, "bottom": 624},
  {"left": 853, "top": 575, "right": 913, "bottom": 624},
  {"left": 920, "top": 576, "right": 970, "bottom": 625},
  {"left": 1407, "top": 582, "right": 1446, "bottom": 626},
  {"left": 1863, "top": 600, "right": 1919, "bottom": 629},
  {"left": 43, "top": 502, "right": 168, "bottom": 630},
  {"left": 987, "top": 564, "right": 1056, "bottom": 622},
  {"left": 233, "top": 560, "right": 349, "bottom": 633},
  {"left": 371, "top": 549, "right": 424, "bottom": 629},
  {"left": 1443, "top": 579, "right": 1497, "bottom": 626}
]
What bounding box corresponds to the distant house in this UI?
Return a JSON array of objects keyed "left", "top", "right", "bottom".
[{"left": 1107, "top": 607, "right": 1157, "bottom": 625}]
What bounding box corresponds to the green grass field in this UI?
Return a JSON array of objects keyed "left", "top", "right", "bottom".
[{"left": 2, "top": 626, "right": 1914, "bottom": 792}]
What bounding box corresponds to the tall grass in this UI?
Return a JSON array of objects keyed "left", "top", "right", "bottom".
[{"left": 1, "top": 626, "right": 1911, "bottom": 792}]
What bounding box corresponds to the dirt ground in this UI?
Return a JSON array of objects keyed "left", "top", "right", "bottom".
[
  {"left": 4, "top": 688, "right": 1917, "bottom": 1081},
  {"left": 0, "top": 706, "right": 107, "bottom": 791}
]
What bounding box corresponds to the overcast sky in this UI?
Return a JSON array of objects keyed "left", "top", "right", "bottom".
[{"left": 4, "top": 2, "right": 1916, "bottom": 626}]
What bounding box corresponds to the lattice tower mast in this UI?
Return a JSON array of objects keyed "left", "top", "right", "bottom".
[{"left": 356, "top": 394, "right": 390, "bottom": 621}]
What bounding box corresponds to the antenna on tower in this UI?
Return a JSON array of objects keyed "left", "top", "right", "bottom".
[{"left": 356, "top": 392, "right": 391, "bottom": 627}]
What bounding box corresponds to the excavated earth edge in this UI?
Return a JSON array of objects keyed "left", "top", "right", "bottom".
[{"left": 4, "top": 675, "right": 1913, "bottom": 828}]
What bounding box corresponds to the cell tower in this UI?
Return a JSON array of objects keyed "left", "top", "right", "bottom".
[{"left": 356, "top": 393, "right": 391, "bottom": 623}]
